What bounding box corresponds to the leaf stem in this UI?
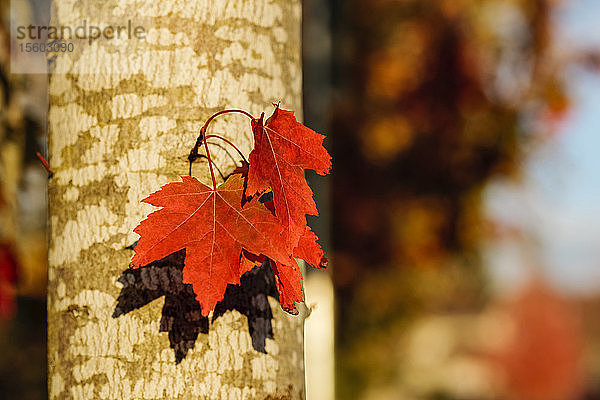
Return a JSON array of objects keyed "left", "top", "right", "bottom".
[
  {"left": 188, "top": 109, "right": 255, "bottom": 179},
  {"left": 204, "top": 134, "right": 248, "bottom": 163},
  {"left": 203, "top": 109, "right": 255, "bottom": 128},
  {"left": 201, "top": 127, "right": 217, "bottom": 190}
]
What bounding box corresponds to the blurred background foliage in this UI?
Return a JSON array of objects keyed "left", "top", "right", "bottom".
[
  {"left": 0, "top": 0, "right": 48, "bottom": 397},
  {"left": 317, "top": 0, "right": 599, "bottom": 399},
  {"left": 2, "top": 0, "right": 600, "bottom": 399}
]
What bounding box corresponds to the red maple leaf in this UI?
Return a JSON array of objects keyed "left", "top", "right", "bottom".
[
  {"left": 270, "top": 259, "right": 303, "bottom": 314},
  {"left": 246, "top": 106, "right": 331, "bottom": 252},
  {"left": 237, "top": 251, "right": 303, "bottom": 314},
  {"left": 131, "top": 174, "right": 293, "bottom": 315},
  {"left": 260, "top": 198, "right": 327, "bottom": 270},
  {"left": 294, "top": 226, "right": 327, "bottom": 270},
  {"left": 271, "top": 227, "right": 327, "bottom": 313},
  {"left": 238, "top": 226, "right": 327, "bottom": 314}
]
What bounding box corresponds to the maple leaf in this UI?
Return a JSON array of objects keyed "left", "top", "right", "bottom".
[
  {"left": 271, "top": 227, "right": 328, "bottom": 313},
  {"left": 240, "top": 198, "right": 326, "bottom": 312},
  {"left": 238, "top": 226, "right": 326, "bottom": 314},
  {"left": 240, "top": 249, "right": 265, "bottom": 273},
  {"left": 238, "top": 251, "right": 302, "bottom": 313},
  {"left": 294, "top": 226, "right": 328, "bottom": 270},
  {"left": 131, "top": 173, "right": 292, "bottom": 315},
  {"left": 246, "top": 106, "right": 331, "bottom": 252},
  {"left": 269, "top": 259, "right": 303, "bottom": 314},
  {"left": 114, "top": 249, "right": 280, "bottom": 362},
  {"left": 256, "top": 197, "right": 327, "bottom": 270}
]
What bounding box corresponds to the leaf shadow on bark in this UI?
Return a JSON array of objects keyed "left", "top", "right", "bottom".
[{"left": 113, "top": 248, "right": 279, "bottom": 363}]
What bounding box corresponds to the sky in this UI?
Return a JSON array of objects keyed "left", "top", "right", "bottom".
[{"left": 484, "top": 0, "right": 600, "bottom": 296}]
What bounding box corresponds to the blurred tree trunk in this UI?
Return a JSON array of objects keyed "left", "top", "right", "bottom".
[{"left": 47, "top": 1, "right": 305, "bottom": 398}]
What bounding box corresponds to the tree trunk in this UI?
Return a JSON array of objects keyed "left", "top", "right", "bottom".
[{"left": 47, "top": 1, "right": 305, "bottom": 398}]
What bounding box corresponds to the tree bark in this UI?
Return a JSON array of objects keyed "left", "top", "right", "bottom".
[{"left": 47, "top": 1, "right": 305, "bottom": 398}]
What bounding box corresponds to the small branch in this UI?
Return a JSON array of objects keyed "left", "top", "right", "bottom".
[{"left": 36, "top": 152, "right": 53, "bottom": 177}]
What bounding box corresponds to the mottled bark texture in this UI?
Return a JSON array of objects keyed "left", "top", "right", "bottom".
[{"left": 47, "top": 1, "right": 305, "bottom": 398}]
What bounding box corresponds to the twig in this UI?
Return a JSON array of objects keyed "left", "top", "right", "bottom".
[{"left": 36, "top": 152, "right": 53, "bottom": 178}]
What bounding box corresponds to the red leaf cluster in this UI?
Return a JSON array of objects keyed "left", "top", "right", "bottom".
[{"left": 131, "top": 105, "right": 331, "bottom": 315}]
